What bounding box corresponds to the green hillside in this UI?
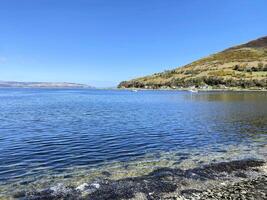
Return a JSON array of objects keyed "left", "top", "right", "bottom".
[{"left": 118, "top": 36, "right": 267, "bottom": 90}]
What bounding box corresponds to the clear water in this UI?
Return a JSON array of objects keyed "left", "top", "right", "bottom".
[{"left": 0, "top": 89, "right": 266, "bottom": 196}]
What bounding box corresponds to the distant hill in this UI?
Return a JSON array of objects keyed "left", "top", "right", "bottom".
[
  {"left": 0, "top": 81, "right": 91, "bottom": 88},
  {"left": 118, "top": 36, "right": 267, "bottom": 90}
]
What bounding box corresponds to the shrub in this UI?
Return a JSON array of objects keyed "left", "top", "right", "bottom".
[
  {"left": 233, "top": 64, "right": 247, "bottom": 71},
  {"left": 184, "top": 70, "right": 200, "bottom": 75},
  {"left": 208, "top": 70, "right": 235, "bottom": 76},
  {"left": 258, "top": 62, "right": 264, "bottom": 70},
  {"left": 233, "top": 65, "right": 240, "bottom": 70},
  {"left": 158, "top": 70, "right": 176, "bottom": 78},
  {"left": 204, "top": 76, "right": 224, "bottom": 85}
]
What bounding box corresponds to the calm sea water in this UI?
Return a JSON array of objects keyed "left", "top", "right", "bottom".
[{"left": 0, "top": 89, "right": 266, "bottom": 195}]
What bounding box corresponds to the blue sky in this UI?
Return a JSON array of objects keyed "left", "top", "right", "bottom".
[{"left": 0, "top": 0, "right": 266, "bottom": 87}]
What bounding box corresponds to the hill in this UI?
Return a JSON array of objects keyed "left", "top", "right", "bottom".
[
  {"left": 118, "top": 36, "right": 267, "bottom": 90},
  {"left": 0, "top": 81, "right": 91, "bottom": 88}
]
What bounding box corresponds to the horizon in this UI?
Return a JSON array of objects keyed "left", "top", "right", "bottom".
[{"left": 0, "top": 0, "right": 267, "bottom": 87}]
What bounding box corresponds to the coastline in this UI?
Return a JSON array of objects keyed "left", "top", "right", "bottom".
[
  {"left": 117, "top": 87, "right": 267, "bottom": 92},
  {"left": 0, "top": 86, "right": 266, "bottom": 92},
  {"left": 9, "top": 159, "right": 267, "bottom": 200}
]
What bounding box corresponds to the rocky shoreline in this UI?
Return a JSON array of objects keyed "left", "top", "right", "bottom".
[
  {"left": 11, "top": 159, "right": 266, "bottom": 200},
  {"left": 184, "top": 176, "right": 267, "bottom": 200}
]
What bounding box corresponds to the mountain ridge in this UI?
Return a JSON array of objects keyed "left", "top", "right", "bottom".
[{"left": 118, "top": 36, "right": 267, "bottom": 90}]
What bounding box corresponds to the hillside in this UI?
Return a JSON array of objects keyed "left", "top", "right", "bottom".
[
  {"left": 0, "top": 81, "right": 91, "bottom": 88},
  {"left": 118, "top": 36, "right": 267, "bottom": 90}
]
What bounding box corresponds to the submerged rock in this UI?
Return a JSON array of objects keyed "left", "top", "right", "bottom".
[
  {"left": 101, "top": 171, "right": 112, "bottom": 177},
  {"left": 13, "top": 159, "right": 266, "bottom": 200},
  {"left": 28, "top": 185, "right": 81, "bottom": 200}
]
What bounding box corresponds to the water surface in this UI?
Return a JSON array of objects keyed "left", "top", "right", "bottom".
[{"left": 0, "top": 89, "right": 266, "bottom": 196}]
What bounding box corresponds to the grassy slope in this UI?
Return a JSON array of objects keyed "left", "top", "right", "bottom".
[{"left": 118, "top": 36, "right": 267, "bottom": 89}]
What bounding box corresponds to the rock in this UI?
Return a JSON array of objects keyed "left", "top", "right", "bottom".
[
  {"left": 76, "top": 183, "right": 89, "bottom": 191},
  {"left": 13, "top": 190, "right": 26, "bottom": 198},
  {"left": 102, "top": 171, "right": 112, "bottom": 177},
  {"left": 132, "top": 192, "right": 147, "bottom": 200},
  {"left": 91, "top": 183, "right": 100, "bottom": 189}
]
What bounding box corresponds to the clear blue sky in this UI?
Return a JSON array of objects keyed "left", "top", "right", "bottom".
[{"left": 0, "top": 0, "right": 266, "bottom": 87}]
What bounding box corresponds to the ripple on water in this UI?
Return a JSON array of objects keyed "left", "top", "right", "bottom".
[{"left": 0, "top": 89, "right": 266, "bottom": 198}]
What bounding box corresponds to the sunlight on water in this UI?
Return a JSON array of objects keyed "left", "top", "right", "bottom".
[{"left": 0, "top": 89, "right": 266, "bottom": 198}]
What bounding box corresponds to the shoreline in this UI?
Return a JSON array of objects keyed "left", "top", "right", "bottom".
[
  {"left": 9, "top": 159, "right": 267, "bottom": 200},
  {"left": 117, "top": 87, "right": 267, "bottom": 92},
  {"left": 0, "top": 86, "right": 267, "bottom": 92},
  {"left": 1, "top": 143, "right": 266, "bottom": 199}
]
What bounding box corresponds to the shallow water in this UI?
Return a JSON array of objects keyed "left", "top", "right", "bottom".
[{"left": 0, "top": 89, "right": 266, "bottom": 197}]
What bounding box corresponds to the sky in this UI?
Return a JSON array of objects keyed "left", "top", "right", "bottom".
[{"left": 0, "top": 0, "right": 267, "bottom": 87}]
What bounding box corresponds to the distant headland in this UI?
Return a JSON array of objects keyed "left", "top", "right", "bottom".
[{"left": 0, "top": 81, "right": 91, "bottom": 88}]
